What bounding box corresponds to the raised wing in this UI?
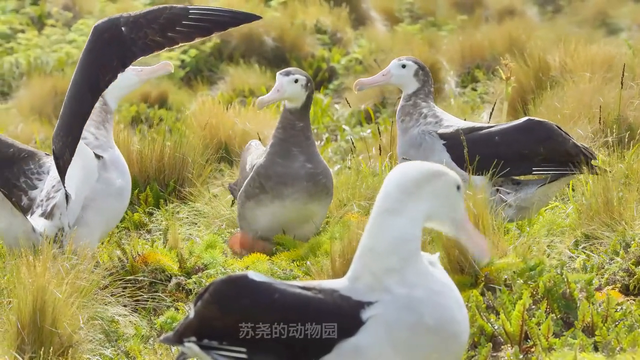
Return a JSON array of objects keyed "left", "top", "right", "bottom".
[
  {"left": 52, "top": 5, "right": 262, "bottom": 191},
  {"left": 159, "top": 272, "right": 373, "bottom": 360},
  {"left": 436, "top": 117, "right": 599, "bottom": 178}
]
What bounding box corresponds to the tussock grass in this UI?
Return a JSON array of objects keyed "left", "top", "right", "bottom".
[
  {"left": 12, "top": 72, "right": 71, "bottom": 125},
  {"left": 185, "top": 94, "right": 279, "bottom": 162},
  {"left": 0, "top": 241, "right": 136, "bottom": 359},
  {"left": 214, "top": 62, "right": 275, "bottom": 100},
  {"left": 212, "top": 0, "right": 354, "bottom": 67}
]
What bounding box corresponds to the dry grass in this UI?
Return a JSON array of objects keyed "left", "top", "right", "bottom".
[
  {"left": 185, "top": 94, "right": 279, "bottom": 161},
  {"left": 213, "top": 62, "right": 275, "bottom": 99},
  {"left": 211, "top": 0, "right": 354, "bottom": 67},
  {"left": 12, "top": 72, "right": 71, "bottom": 125},
  {"left": 116, "top": 93, "right": 279, "bottom": 193},
  {"left": 0, "top": 241, "right": 134, "bottom": 359}
]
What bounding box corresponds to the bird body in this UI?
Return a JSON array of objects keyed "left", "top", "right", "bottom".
[
  {"left": 161, "top": 161, "right": 491, "bottom": 360},
  {"left": 228, "top": 68, "right": 333, "bottom": 255},
  {"left": 353, "top": 56, "right": 599, "bottom": 222},
  {"left": 0, "top": 5, "right": 262, "bottom": 248}
]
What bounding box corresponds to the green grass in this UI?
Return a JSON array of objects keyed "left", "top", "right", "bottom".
[{"left": 3, "top": 0, "right": 640, "bottom": 358}]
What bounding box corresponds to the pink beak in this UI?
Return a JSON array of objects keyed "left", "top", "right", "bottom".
[
  {"left": 352, "top": 66, "right": 392, "bottom": 93},
  {"left": 256, "top": 78, "right": 286, "bottom": 110},
  {"left": 127, "top": 61, "right": 174, "bottom": 80},
  {"left": 453, "top": 215, "right": 491, "bottom": 266}
]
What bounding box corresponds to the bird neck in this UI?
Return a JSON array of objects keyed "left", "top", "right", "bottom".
[
  {"left": 80, "top": 96, "right": 116, "bottom": 151},
  {"left": 345, "top": 196, "right": 425, "bottom": 292},
  {"left": 269, "top": 104, "right": 316, "bottom": 150}
]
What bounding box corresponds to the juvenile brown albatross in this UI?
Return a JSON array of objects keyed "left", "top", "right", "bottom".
[
  {"left": 0, "top": 5, "right": 262, "bottom": 248},
  {"left": 227, "top": 68, "right": 334, "bottom": 256},
  {"left": 353, "top": 56, "right": 600, "bottom": 222}
]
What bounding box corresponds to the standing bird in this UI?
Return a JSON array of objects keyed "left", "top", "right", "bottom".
[
  {"left": 159, "top": 161, "right": 490, "bottom": 360},
  {"left": 352, "top": 56, "right": 599, "bottom": 222},
  {"left": 0, "top": 5, "right": 262, "bottom": 249},
  {"left": 227, "top": 68, "right": 334, "bottom": 256},
  {"left": 0, "top": 62, "right": 174, "bottom": 248}
]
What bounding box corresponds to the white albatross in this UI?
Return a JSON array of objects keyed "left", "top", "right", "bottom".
[
  {"left": 0, "top": 62, "right": 174, "bottom": 248},
  {"left": 0, "top": 4, "right": 262, "bottom": 249},
  {"left": 352, "top": 56, "right": 600, "bottom": 222},
  {"left": 158, "top": 160, "right": 491, "bottom": 360}
]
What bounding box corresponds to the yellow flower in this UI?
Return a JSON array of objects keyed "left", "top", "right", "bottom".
[{"left": 595, "top": 287, "right": 624, "bottom": 302}]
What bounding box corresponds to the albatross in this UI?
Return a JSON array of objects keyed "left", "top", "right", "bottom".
[
  {"left": 0, "top": 5, "right": 262, "bottom": 249},
  {"left": 226, "top": 68, "right": 334, "bottom": 256},
  {"left": 0, "top": 61, "right": 175, "bottom": 248},
  {"left": 352, "top": 56, "right": 600, "bottom": 222},
  {"left": 159, "top": 160, "right": 490, "bottom": 360}
]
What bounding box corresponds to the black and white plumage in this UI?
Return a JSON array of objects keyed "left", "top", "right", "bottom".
[
  {"left": 0, "top": 5, "right": 262, "bottom": 248},
  {"left": 160, "top": 161, "right": 491, "bottom": 360},
  {"left": 353, "top": 56, "right": 599, "bottom": 222}
]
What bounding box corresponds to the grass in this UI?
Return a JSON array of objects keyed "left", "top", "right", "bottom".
[{"left": 3, "top": 0, "right": 640, "bottom": 358}]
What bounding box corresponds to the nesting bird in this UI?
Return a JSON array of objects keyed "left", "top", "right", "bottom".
[
  {"left": 0, "top": 5, "right": 262, "bottom": 249},
  {"left": 227, "top": 68, "right": 334, "bottom": 256},
  {"left": 353, "top": 56, "right": 600, "bottom": 222},
  {"left": 160, "top": 160, "right": 491, "bottom": 360}
]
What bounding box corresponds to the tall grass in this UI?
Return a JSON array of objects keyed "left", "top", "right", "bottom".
[{"left": 0, "top": 242, "right": 136, "bottom": 359}]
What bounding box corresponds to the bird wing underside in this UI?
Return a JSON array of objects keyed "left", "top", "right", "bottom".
[
  {"left": 436, "top": 117, "right": 599, "bottom": 178},
  {"left": 161, "top": 272, "right": 373, "bottom": 359}
]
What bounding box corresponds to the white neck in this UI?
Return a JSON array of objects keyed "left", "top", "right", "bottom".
[
  {"left": 399, "top": 80, "right": 420, "bottom": 95},
  {"left": 344, "top": 194, "right": 425, "bottom": 293},
  {"left": 103, "top": 89, "right": 126, "bottom": 111},
  {"left": 284, "top": 97, "right": 306, "bottom": 109}
]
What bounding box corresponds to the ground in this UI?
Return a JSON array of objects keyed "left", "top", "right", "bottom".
[{"left": 1, "top": 0, "right": 640, "bottom": 359}]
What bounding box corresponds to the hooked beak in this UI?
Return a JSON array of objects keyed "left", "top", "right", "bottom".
[
  {"left": 129, "top": 61, "right": 174, "bottom": 81},
  {"left": 256, "top": 79, "right": 286, "bottom": 110},
  {"left": 352, "top": 66, "right": 392, "bottom": 93}
]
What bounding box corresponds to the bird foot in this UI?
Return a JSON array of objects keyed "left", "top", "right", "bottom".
[{"left": 227, "top": 231, "right": 274, "bottom": 257}]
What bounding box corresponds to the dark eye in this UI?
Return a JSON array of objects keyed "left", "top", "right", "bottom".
[
  {"left": 294, "top": 79, "right": 299, "bottom": 84},
  {"left": 456, "top": 184, "right": 461, "bottom": 192},
  {"left": 401, "top": 64, "right": 407, "bottom": 69}
]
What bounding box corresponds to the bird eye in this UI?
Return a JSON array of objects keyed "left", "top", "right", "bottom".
[
  {"left": 401, "top": 64, "right": 407, "bottom": 69},
  {"left": 456, "top": 184, "right": 461, "bottom": 192},
  {"left": 294, "top": 79, "right": 299, "bottom": 84}
]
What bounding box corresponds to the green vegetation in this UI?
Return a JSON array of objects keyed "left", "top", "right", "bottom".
[{"left": 2, "top": 0, "right": 640, "bottom": 358}]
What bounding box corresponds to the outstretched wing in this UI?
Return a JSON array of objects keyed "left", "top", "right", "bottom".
[
  {"left": 159, "top": 272, "right": 373, "bottom": 360},
  {"left": 52, "top": 5, "right": 262, "bottom": 191},
  {"left": 228, "top": 140, "right": 267, "bottom": 201},
  {"left": 436, "top": 117, "right": 599, "bottom": 178}
]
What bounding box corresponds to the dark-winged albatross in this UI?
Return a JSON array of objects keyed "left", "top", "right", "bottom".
[
  {"left": 0, "top": 62, "right": 174, "bottom": 248},
  {"left": 226, "top": 68, "right": 334, "bottom": 256},
  {"left": 352, "top": 56, "right": 600, "bottom": 222},
  {"left": 0, "top": 5, "right": 262, "bottom": 248},
  {"left": 159, "top": 160, "right": 490, "bottom": 360}
]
